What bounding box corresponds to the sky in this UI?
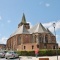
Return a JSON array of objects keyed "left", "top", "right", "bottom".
[{"left": 0, "top": 0, "right": 60, "bottom": 46}]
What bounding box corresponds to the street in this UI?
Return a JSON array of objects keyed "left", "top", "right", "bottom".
[
  {"left": 0, "top": 56, "right": 33, "bottom": 60},
  {"left": 0, "top": 58, "right": 19, "bottom": 60},
  {"left": 0, "top": 56, "right": 60, "bottom": 60}
]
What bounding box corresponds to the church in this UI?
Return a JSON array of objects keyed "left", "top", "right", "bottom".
[{"left": 6, "top": 13, "right": 58, "bottom": 51}]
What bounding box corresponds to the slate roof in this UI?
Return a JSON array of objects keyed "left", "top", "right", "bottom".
[
  {"left": 47, "top": 28, "right": 54, "bottom": 36},
  {"left": 10, "top": 25, "right": 30, "bottom": 37},
  {"left": 10, "top": 23, "right": 54, "bottom": 38},
  {"left": 29, "top": 23, "right": 48, "bottom": 33},
  {"left": 21, "top": 13, "right": 26, "bottom": 23}
]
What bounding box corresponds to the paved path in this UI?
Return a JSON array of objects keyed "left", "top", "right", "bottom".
[
  {"left": 39, "top": 56, "right": 60, "bottom": 60},
  {"left": 0, "top": 56, "right": 60, "bottom": 60},
  {"left": 19, "top": 56, "right": 60, "bottom": 60}
]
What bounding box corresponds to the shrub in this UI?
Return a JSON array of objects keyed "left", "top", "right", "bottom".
[
  {"left": 46, "top": 50, "right": 55, "bottom": 56},
  {"left": 16, "top": 49, "right": 60, "bottom": 56},
  {"left": 16, "top": 51, "right": 21, "bottom": 56},
  {"left": 57, "top": 49, "right": 60, "bottom": 55},
  {"left": 39, "top": 50, "right": 47, "bottom": 56},
  {"left": 27, "top": 51, "right": 35, "bottom": 56}
]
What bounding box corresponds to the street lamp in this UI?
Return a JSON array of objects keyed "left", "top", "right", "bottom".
[{"left": 53, "top": 23, "right": 58, "bottom": 60}]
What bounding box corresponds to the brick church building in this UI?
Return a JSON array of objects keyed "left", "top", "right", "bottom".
[{"left": 6, "top": 13, "right": 58, "bottom": 51}]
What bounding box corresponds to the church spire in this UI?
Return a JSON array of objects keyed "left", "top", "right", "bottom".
[
  {"left": 21, "top": 13, "right": 26, "bottom": 23},
  {"left": 18, "top": 13, "right": 30, "bottom": 29}
]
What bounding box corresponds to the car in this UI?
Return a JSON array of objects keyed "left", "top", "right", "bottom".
[
  {"left": 0, "top": 50, "right": 6, "bottom": 58},
  {"left": 5, "top": 51, "right": 19, "bottom": 59}
]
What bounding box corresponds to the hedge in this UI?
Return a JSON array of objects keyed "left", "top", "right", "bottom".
[{"left": 16, "top": 49, "right": 60, "bottom": 56}]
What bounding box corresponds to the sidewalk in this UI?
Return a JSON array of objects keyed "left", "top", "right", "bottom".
[
  {"left": 19, "top": 56, "right": 60, "bottom": 60},
  {"left": 39, "top": 56, "right": 60, "bottom": 60}
]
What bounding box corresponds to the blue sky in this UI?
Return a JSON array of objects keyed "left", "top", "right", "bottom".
[{"left": 0, "top": 0, "right": 60, "bottom": 46}]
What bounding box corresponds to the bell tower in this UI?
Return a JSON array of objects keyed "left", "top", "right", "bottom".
[{"left": 18, "top": 13, "right": 30, "bottom": 29}]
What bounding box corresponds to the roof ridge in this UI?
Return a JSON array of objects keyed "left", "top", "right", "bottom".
[
  {"left": 47, "top": 28, "right": 54, "bottom": 36},
  {"left": 10, "top": 25, "right": 30, "bottom": 37},
  {"left": 40, "top": 23, "right": 47, "bottom": 32},
  {"left": 33, "top": 23, "right": 48, "bottom": 33}
]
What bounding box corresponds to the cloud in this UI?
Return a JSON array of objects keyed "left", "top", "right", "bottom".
[
  {"left": 56, "top": 21, "right": 60, "bottom": 30},
  {"left": 43, "top": 22, "right": 54, "bottom": 32},
  {"left": 0, "top": 37, "right": 8, "bottom": 44},
  {"left": 45, "top": 3, "right": 50, "bottom": 7},
  {"left": 43, "top": 22, "right": 54, "bottom": 28},
  {"left": 49, "top": 21, "right": 60, "bottom": 31},
  {"left": 39, "top": 2, "right": 50, "bottom": 7},
  {"left": 43, "top": 20, "right": 60, "bottom": 32},
  {"left": 7, "top": 20, "right": 11, "bottom": 23}
]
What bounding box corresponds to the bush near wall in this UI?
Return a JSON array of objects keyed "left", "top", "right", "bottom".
[
  {"left": 17, "top": 51, "right": 35, "bottom": 56},
  {"left": 16, "top": 49, "right": 60, "bottom": 56},
  {"left": 27, "top": 51, "right": 35, "bottom": 56},
  {"left": 38, "top": 50, "right": 46, "bottom": 56},
  {"left": 57, "top": 49, "right": 60, "bottom": 55},
  {"left": 17, "top": 51, "right": 27, "bottom": 56}
]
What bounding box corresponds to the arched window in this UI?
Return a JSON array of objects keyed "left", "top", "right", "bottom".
[
  {"left": 44, "top": 44, "right": 47, "bottom": 49},
  {"left": 32, "top": 45, "right": 34, "bottom": 49},
  {"left": 53, "top": 46, "right": 55, "bottom": 49},
  {"left": 17, "top": 36, "right": 21, "bottom": 45},
  {"left": 24, "top": 46, "right": 26, "bottom": 49},
  {"left": 37, "top": 44, "right": 39, "bottom": 48},
  {"left": 39, "top": 36, "right": 43, "bottom": 43},
  {"left": 45, "top": 35, "right": 48, "bottom": 43},
  {"left": 35, "top": 35, "right": 37, "bottom": 43},
  {"left": 39, "top": 35, "right": 43, "bottom": 43},
  {"left": 24, "top": 35, "right": 29, "bottom": 43}
]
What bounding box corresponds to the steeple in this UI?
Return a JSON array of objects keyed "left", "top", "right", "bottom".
[
  {"left": 18, "top": 13, "right": 30, "bottom": 29},
  {"left": 21, "top": 13, "right": 26, "bottom": 23}
]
